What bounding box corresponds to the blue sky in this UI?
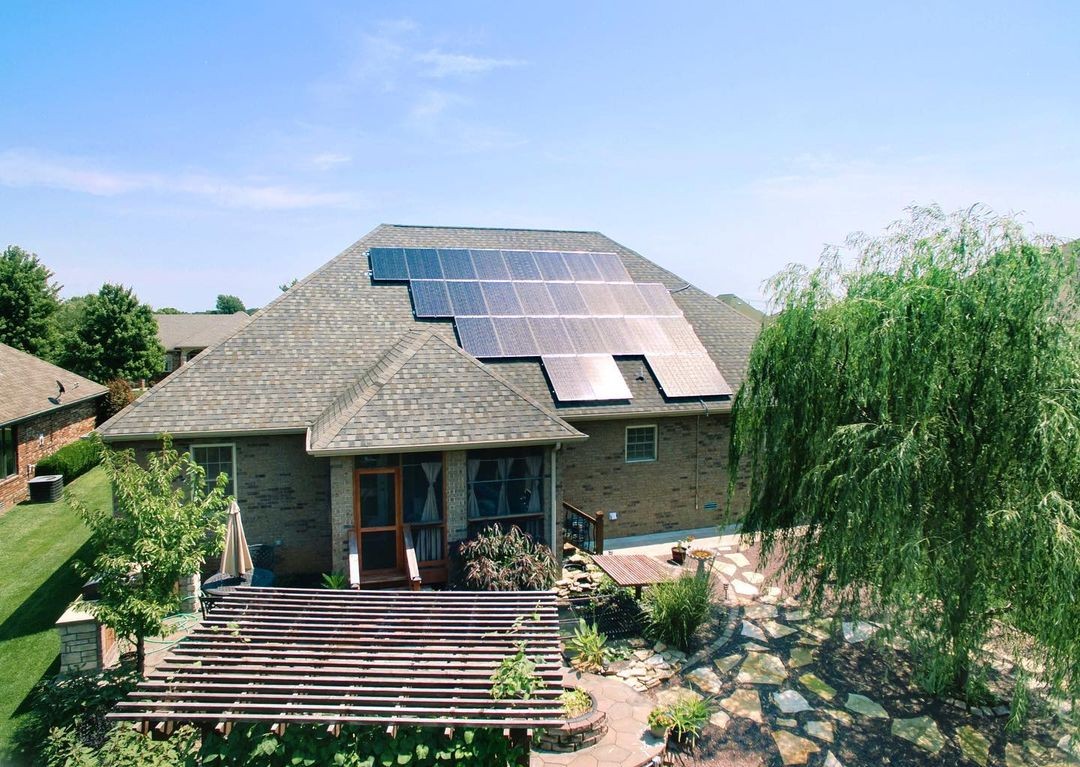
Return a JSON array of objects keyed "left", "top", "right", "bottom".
[{"left": 1, "top": 2, "right": 1077, "bottom": 312}]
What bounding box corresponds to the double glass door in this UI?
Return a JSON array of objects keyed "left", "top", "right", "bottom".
[{"left": 354, "top": 468, "right": 402, "bottom": 574}]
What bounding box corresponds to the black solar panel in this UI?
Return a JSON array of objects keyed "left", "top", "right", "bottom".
[
  {"left": 548, "top": 282, "right": 588, "bottom": 315},
  {"left": 515, "top": 282, "right": 557, "bottom": 316},
  {"left": 411, "top": 280, "right": 452, "bottom": 317},
  {"left": 562, "top": 252, "right": 602, "bottom": 282},
  {"left": 448, "top": 281, "right": 487, "bottom": 316},
  {"left": 492, "top": 317, "right": 537, "bottom": 356},
  {"left": 503, "top": 250, "right": 541, "bottom": 280},
  {"left": 439, "top": 249, "right": 476, "bottom": 280},
  {"left": 481, "top": 281, "right": 522, "bottom": 316},
  {"left": 565, "top": 317, "right": 607, "bottom": 355},
  {"left": 471, "top": 249, "right": 510, "bottom": 280},
  {"left": 369, "top": 248, "right": 408, "bottom": 280},
  {"left": 528, "top": 317, "right": 572, "bottom": 355},
  {"left": 456, "top": 317, "right": 501, "bottom": 358},
  {"left": 405, "top": 248, "right": 442, "bottom": 279},
  {"left": 579, "top": 283, "right": 620, "bottom": 316},
  {"left": 593, "top": 253, "right": 631, "bottom": 283},
  {"left": 535, "top": 251, "right": 572, "bottom": 282}
]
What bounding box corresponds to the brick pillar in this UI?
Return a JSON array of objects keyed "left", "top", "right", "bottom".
[
  {"left": 330, "top": 457, "right": 353, "bottom": 575},
  {"left": 55, "top": 600, "right": 117, "bottom": 674},
  {"left": 178, "top": 573, "right": 201, "bottom": 614},
  {"left": 445, "top": 450, "right": 467, "bottom": 543}
]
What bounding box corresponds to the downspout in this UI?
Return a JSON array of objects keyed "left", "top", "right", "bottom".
[
  {"left": 696, "top": 399, "right": 710, "bottom": 516},
  {"left": 550, "top": 442, "right": 561, "bottom": 553}
]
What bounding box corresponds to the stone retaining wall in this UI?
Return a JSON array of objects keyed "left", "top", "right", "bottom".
[
  {"left": 55, "top": 599, "right": 118, "bottom": 674},
  {"left": 535, "top": 689, "right": 607, "bottom": 753}
]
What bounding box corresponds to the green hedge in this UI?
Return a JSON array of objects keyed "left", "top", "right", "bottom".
[{"left": 34, "top": 438, "right": 101, "bottom": 481}]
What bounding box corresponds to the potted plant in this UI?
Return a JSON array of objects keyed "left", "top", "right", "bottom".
[
  {"left": 648, "top": 707, "right": 673, "bottom": 739},
  {"left": 671, "top": 536, "right": 694, "bottom": 565}
]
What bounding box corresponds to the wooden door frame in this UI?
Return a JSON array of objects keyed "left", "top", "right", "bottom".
[{"left": 353, "top": 467, "right": 403, "bottom": 576}]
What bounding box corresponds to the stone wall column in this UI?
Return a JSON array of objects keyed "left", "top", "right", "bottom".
[
  {"left": 178, "top": 573, "right": 200, "bottom": 614},
  {"left": 445, "top": 451, "right": 467, "bottom": 543},
  {"left": 56, "top": 601, "right": 103, "bottom": 674},
  {"left": 329, "top": 457, "right": 353, "bottom": 575}
]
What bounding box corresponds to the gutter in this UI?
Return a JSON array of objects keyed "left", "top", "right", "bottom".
[
  {"left": 305, "top": 430, "right": 588, "bottom": 457},
  {"left": 1, "top": 390, "right": 108, "bottom": 430},
  {"left": 98, "top": 426, "right": 308, "bottom": 443}
]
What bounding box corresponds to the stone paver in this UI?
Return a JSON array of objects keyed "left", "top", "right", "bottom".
[
  {"left": 956, "top": 725, "right": 990, "bottom": 766},
  {"left": 845, "top": 693, "right": 889, "bottom": 719},
  {"left": 737, "top": 652, "right": 788, "bottom": 685},
  {"left": 763, "top": 620, "right": 797, "bottom": 639},
  {"left": 823, "top": 751, "right": 843, "bottom": 767},
  {"left": 785, "top": 609, "right": 808, "bottom": 622},
  {"left": 891, "top": 715, "right": 945, "bottom": 755},
  {"left": 724, "top": 552, "right": 751, "bottom": 568},
  {"left": 804, "top": 720, "right": 834, "bottom": 743},
  {"left": 798, "top": 673, "right": 836, "bottom": 701},
  {"left": 744, "top": 603, "right": 778, "bottom": 620},
  {"left": 773, "top": 689, "right": 813, "bottom": 714},
  {"left": 715, "top": 653, "right": 743, "bottom": 674},
  {"left": 842, "top": 621, "right": 878, "bottom": 643},
  {"left": 743, "top": 571, "right": 765, "bottom": 585},
  {"left": 731, "top": 579, "right": 760, "bottom": 597},
  {"left": 710, "top": 710, "right": 731, "bottom": 733},
  {"left": 720, "top": 688, "right": 764, "bottom": 723},
  {"left": 820, "top": 707, "right": 854, "bottom": 727},
  {"left": 741, "top": 620, "right": 768, "bottom": 642},
  {"left": 788, "top": 647, "right": 816, "bottom": 669},
  {"left": 771, "top": 730, "right": 820, "bottom": 765},
  {"left": 685, "top": 666, "right": 725, "bottom": 695},
  {"left": 654, "top": 686, "right": 701, "bottom": 708}
]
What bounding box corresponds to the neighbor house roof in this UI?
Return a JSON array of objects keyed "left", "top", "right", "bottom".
[
  {"left": 308, "top": 330, "right": 585, "bottom": 454},
  {"left": 99, "top": 225, "right": 760, "bottom": 441},
  {"left": 0, "top": 343, "right": 108, "bottom": 427},
  {"left": 154, "top": 312, "right": 251, "bottom": 350}
]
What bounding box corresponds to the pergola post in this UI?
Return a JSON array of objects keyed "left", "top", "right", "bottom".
[{"left": 509, "top": 727, "right": 531, "bottom": 766}]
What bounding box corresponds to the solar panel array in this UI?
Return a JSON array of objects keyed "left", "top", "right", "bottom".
[{"left": 369, "top": 247, "right": 731, "bottom": 402}]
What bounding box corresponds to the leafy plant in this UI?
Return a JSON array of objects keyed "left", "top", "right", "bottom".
[
  {"left": 490, "top": 643, "right": 545, "bottom": 700},
  {"left": 559, "top": 687, "right": 592, "bottom": 718},
  {"left": 34, "top": 436, "right": 102, "bottom": 480},
  {"left": 642, "top": 572, "right": 714, "bottom": 651},
  {"left": 322, "top": 571, "right": 349, "bottom": 589},
  {"left": 568, "top": 619, "right": 608, "bottom": 672},
  {"left": 667, "top": 695, "right": 714, "bottom": 746},
  {"left": 0, "top": 244, "right": 60, "bottom": 356},
  {"left": 647, "top": 706, "right": 674, "bottom": 730},
  {"left": 459, "top": 525, "right": 557, "bottom": 591},
  {"left": 59, "top": 282, "right": 165, "bottom": 382},
  {"left": 99, "top": 378, "right": 135, "bottom": 421}
]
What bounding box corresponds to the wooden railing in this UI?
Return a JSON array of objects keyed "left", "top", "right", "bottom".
[
  {"left": 403, "top": 526, "right": 422, "bottom": 591},
  {"left": 563, "top": 501, "right": 604, "bottom": 554},
  {"left": 347, "top": 529, "right": 360, "bottom": 588}
]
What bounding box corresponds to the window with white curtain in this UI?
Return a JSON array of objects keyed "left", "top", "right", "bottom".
[
  {"left": 402, "top": 452, "right": 445, "bottom": 563},
  {"left": 466, "top": 447, "right": 546, "bottom": 542}
]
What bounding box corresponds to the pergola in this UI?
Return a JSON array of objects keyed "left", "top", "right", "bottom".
[{"left": 110, "top": 587, "right": 565, "bottom": 741}]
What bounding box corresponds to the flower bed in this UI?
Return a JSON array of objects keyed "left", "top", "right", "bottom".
[{"left": 535, "top": 686, "right": 607, "bottom": 753}]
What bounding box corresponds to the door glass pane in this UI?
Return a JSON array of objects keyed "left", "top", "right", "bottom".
[
  {"left": 361, "top": 531, "right": 397, "bottom": 571},
  {"left": 359, "top": 473, "right": 395, "bottom": 528}
]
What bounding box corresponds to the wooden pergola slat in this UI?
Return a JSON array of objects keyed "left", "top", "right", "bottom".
[{"left": 109, "top": 588, "right": 566, "bottom": 729}]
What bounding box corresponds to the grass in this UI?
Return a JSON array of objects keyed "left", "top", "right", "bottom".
[{"left": 0, "top": 467, "right": 107, "bottom": 762}]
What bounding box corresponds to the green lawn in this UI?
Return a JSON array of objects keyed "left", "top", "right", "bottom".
[{"left": 0, "top": 467, "right": 108, "bottom": 762}]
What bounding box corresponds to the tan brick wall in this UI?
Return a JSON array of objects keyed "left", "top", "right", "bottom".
[
  {"left": 558, "top": 414, "right": 748, "bottom": 540},
  {"left": 126, "top": 434, "right": 332, "bottom": 575},
  {"left": 0, "top": 399, "right": 99, "bottom": 513}
]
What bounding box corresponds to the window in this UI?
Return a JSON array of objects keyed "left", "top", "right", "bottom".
[
  {"left": 1, "top": 427, "right": 16, "bottom": 479},
  {"left": 467, "top": 447, "right": 546, "bottom": 542},
  {"left": 191, "top": 444, "right": 236, "bottom": 497},
  {"left": 625, "top": 425, "right": 657, "bottom": 463}
]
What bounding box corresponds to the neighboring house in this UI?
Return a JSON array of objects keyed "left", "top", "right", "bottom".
[
  {"left": 99, "top": 225, "right": 759, "bottom": 586},
  {"left": 154, "top": 311, "right": 251, "bottom": 374},
  {"left": 0, "top": 343, "right": 108, "bottom": 512}
]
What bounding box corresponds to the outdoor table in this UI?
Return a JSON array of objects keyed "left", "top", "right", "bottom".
[
  {"left": 203, "top": 568, "right": 274, "bottom": 598},
  {"left": 591, "top": 554, "right": 675, "bottom": 599}
]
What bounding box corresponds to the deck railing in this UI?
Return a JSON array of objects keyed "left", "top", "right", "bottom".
[{"left": 563, "top": 501, "right": 604, "bottom": 554}]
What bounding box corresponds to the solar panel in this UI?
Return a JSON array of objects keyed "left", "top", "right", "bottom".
[
  {"left": 535, "top": 252, "right": 572, "bottom": 282},
  {"left": 608, "top": 283, "right": 651, "bottom": 316},
  {"left": 439, "top": 249, "right": 476, "bottom": 280},
  {"left": 369, "top": 248, "right": 408, "bottom": 280},
  {"left": 528, "top": 317, "right": 573, "bottom": 355},
  {"left": 578, "top": 283, "right": 620, "bottom": 316},
  {"left": 456, "top": 317, "right": 501, "bottom": 358},
  {"left": 625, "top": 317, "right": 672, "bottom": 354},
  {"left": 638, "top": 283, "right": 680, "bottom": 316},
  {"left": 492, "top": 317, "right": 538, "bottom": 356},
  {"left": 543, "top": 355, "right": 632, "bottom": 401},
  {"left": 480, "top": 281, "right": 522, "bottom": 316},
  {"left": 564, "top": 317, "right": 608, "bottom": 354},
  {"left": 471, "top": 249, "right": 510, "bottom": 280},
  {"left": 593, "top": 253, "right": 631, "bottom": 283},
  {"left": 515, "top": 282, "right": 557, "bottom": 316},
  {"left": 405, "top": 248, "right": 442, "bottom": 279},
  {"left": 448, "top": 281, "right": 487, "bottom": 316},
  {"left": 562, "top": 252, "right": 602, "bottom": 282},
  {"left": 594, "top": 317, "right": 635, "bottom": 355},
  {"left": 411, "top": 280, "right": 452, "bottom": 317},
  {"left": 646, "top": 354, "right": 732, "bottom": 398},
  {"left": 548, "top": 283, "right": 588, "bottom": 315},
  {"left": 503, "top": 250, "right": 541, "bottom": 280}
]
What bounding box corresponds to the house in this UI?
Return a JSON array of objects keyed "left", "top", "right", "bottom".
[
  {"left": 98, "top": 226, "right": 758, "bottom": 587},
  {"left": 0, "top": 343, "right": 108, "bottom": 511},
  {"left": 716, "top": 293, "right": 769, "bottom": 325},
  {"left": 154, "top": 311, "right": 251, "bottom": 374}
]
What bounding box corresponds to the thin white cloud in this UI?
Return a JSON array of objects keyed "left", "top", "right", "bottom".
[
  {"left": 0, "top": 149, "right": 360, "bottom": 210},
  {"left": 308, "top": 152, "right": 353, "bottom": 171},
  {"left": 410, "top": 90, "right": 463, "bottom": 120},
  {"left": 415, "top": 49, "right": 523, "bottom": 78}
]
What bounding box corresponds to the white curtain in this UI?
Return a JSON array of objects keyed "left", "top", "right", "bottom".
[
  {"left": 467, "top": 459, "right": 481, "bottom": 518},
  {"left": 421, "top": 462, "right": 441, "bottom": 522},
  {"left": 525, "top": 455, "right": 542, "bottom": 514},
  {"left": 496, "top": 458, "right": 511, "bottom": 516}
]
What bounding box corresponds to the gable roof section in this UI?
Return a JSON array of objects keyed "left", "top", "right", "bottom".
[
  {"left": 155, "top": 312, "right": 251, "bottom": 350},
  {"left": 98, "top": 224, "right": 760, "bottom": 440},
  {"left": 0, "top": 343, "right": 108, "bottom": 427},
  {"left": 308, "top": 330, "right": 584, "bottom": 454}
]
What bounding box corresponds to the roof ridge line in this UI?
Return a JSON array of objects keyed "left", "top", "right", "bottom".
[{"left": 383, "top": 223, "right": 603, "bottom": 236}]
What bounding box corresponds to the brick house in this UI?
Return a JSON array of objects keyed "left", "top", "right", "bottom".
[
  {"left": 155, "top": 311, "right": 251, "bottom": 375},
  {"left": 0, "top": 343, "right": 107, "bottom": 512},
  {"left": 97, "top": 226, "right": 758, "bottom": 586}
]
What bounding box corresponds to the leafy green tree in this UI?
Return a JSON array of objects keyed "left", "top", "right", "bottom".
[
  {"left": 154, "top": 306, "right": 183, "bottom": 314},
  {"left": 48, "top": 294, "right": 89, "bottom": 362},
  {"left": 215, "top": 294, "right": 245, "bottom": 314},
  {"left": 71, "top": 436, "right": 230, "bottom": 674},
  {"left": 729, "top": 206, "right": 1080, "bottom": 706},
  {"left": 0, "top": 245, "right": 60, "bottom": 356},
  {"left": 60, "top": 284, "right": 164, "bottom": 382}
]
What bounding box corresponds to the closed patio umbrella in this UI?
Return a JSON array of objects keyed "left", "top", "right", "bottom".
[{"left": 218, "top": 500, "right": 254, "bottom": 578}]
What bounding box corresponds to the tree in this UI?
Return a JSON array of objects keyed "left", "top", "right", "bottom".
[
  {"left": 155, "top": 306, "right": 183, "bottom": 314},
  {"left": 71, "top": 436, "right": 230, "bottom": 673},
  {"left": 48, "top": 294, "right": 89, "bottom": 362},
  {"left": 214, "top": 294, "right": 245, "bottom": 314},
  {"left": 60, "top": 284, "right": 164, "bottom": 382},
  {"left": 279, "top": 278, "right": 298, "bottom": 292},
  {"left": 0, "top": 245, "right": 60, "bottom": 356},
  {"left": 729, "top": 205, "right": 1080, "bottom": 706}
]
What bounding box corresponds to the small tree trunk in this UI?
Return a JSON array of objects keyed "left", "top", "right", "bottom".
[{"left": 136, "top": 634, "right": 146, "bottom": 676}]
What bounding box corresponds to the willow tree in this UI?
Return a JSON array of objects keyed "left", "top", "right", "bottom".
[{"left": 729, "top": 206, "right": 1080, "bottom": 706}]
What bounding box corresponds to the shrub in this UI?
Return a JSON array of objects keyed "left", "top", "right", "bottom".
[
  {"left": 648, "top": 706, "right": 674, "bottom": 731},
  {"left": 490, "top": 643, "right": 545, "bottom": 700},
  {"left": 98, "top": 378, "right": 135, "bottom": 422},
  {"left": 667, "top": 695, "right": 714, "bottom": 746},
  {"left": 321, "top": 572, "right": 349, "bottom": 589},
  {"left": 560, "top": 687, "right": 592, "bottom": 718},
  {"left": 34, "top": 436, "right": 101, "bottom": 481},
  {"left": 459, "top": 525, "right": 557, "bottom": 591},
  {"left": 642, "top": 573, "right": 714, "bottom": 651},
  {"left": 568, "top": 619, "right": 608, "bottom": 672}
]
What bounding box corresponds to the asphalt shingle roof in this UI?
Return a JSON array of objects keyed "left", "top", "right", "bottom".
[
  {"left": 0, "top": 343, "right": 108, "bottom": 427},
  {"left": 308, "top": 330, "right": 585, "bottom": 453},
  {"left": 98, "top": 225, "right": 760, "bottom": 440},
  {"left": 155, "top": 312, "right": 251, "bottom": 350}
]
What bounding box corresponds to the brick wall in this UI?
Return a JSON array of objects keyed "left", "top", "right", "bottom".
[
  {"left": 558, "top": 414, "right": 749, "bottom": 540},
  {"left": 0, "top": 399, "right": 99, "bottom": 513},
  {"left": 127, "top": 435, "right": 332, "bottom": 575}
]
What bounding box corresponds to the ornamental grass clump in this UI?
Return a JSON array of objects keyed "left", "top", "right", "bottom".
[
  {"left": 460, "top": 525, "right": 558, "bottom": 591},
  {"left": 642, "top": 573, "right": 713, "bottom": 651}
]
